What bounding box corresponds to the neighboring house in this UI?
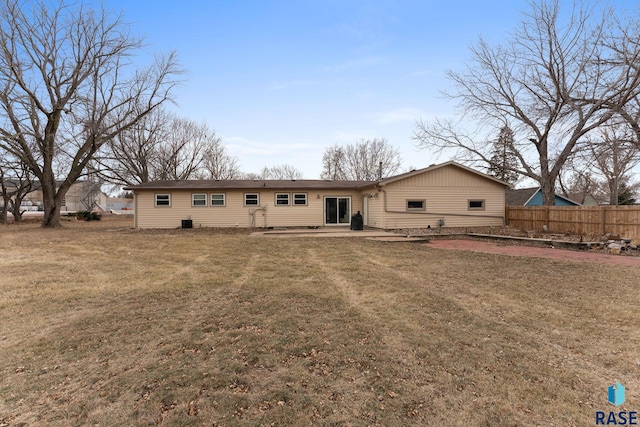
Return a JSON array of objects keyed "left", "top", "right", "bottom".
[
  {"left": 106, "top": 197, "right": 135, "bottom": 213},
  {"left": 506, "top": 187, "right": 581, "bottom": 206},
  {"left": 566, "top": 192, "right": 601, "bottom": 206},
  {"left": 23, "top": 180, "right": 107, "bottom": 212},
  {"left": 126, "top": 161, "right": 509, "bottom": 229}
]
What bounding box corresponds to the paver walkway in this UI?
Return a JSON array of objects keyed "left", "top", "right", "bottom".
[{"left": 427, "top": 238, "right": 640, "bottom": 267}]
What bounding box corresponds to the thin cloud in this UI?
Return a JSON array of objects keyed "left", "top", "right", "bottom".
[{"left": 225, "top": 137, "right": 313, "bottom": 157}]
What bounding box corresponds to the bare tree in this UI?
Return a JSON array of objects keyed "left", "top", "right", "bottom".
[
  {"left": 344, "top": 138, "right": 402, "bottom": 180},
  {"left": 99, "top": 109, "right": 238, "bottom": 184},
  {"left": 557, "top": 165, "right": 607, "bottom": 205},
  {"left": 153, "top": 117, "right": 208, "bottom": 181},
  {"left": 258, "top": 164, "right": 304, "bottom": 180},
  {"left": 198, "top": 134, "right": 241, "bottom": 180},
  {"left": 320, "top": 144, "right": 347, "bottom": 180},
  {"left": 583, "top": 123, "right": 640, "bottom": 205},
  {"left": 0, "top": 151, "right": 35, "bottom": 223},
  {"left": 321, "top": 138, "right": 402, "bottom": 180},
  {"left": 413, "top": 0, "right": 640, "bottom": 205},
  {"left": 0, "top": 0, "right": 181, "bottom": 226},
  {"left": 96, "top": 106, "right": 168, "bottom": 185}
]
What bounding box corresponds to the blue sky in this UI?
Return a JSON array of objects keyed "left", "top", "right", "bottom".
[{"left": 102, "top": 0, "right": 634, "bottom": 178}]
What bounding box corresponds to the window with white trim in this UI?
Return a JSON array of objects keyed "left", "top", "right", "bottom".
[
  {"left": 192, "top": 193, "right": 207, "bottom": 206},
  {"left": 244, "top": 193, "right": 259, "bottom": 206},
  {"left": 210, "top": 193, "right": 225, "bottom": 206},
  {"left": 406, "top": 200, "right": 426, "bottom": 210},
  {"left": 275, "top": 193, "right": 290, "bottom": 206},
  {"left": 293, "top": 193, "right": 307, "bottom": 206},
  {"left": 468, "top": 199, "right": 485, "bottom": 210},
  {"left": 155, "top": 194, "right": 171, "bottom": 207}
]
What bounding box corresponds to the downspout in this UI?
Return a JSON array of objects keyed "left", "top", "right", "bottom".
[
  {"left": 250, "top": 205, "right": 267, "bottom": 228},
  {"left": 133, "top": 191, "right": 138, "bottom": 228}
]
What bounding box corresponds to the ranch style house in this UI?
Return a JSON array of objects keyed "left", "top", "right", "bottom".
[{"left": 125, "top": 161, "right": 509, "bottom": 229}]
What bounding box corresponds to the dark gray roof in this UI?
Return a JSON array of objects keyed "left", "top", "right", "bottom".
[
  {"left": 125, "top": 161, "right": 512, "bottom": 192},
  {"left": 124, "top": 179, "right": 375, "bottom": 191},
  {"left": 506, "top": 187, "right": 582, "bottom": 206},
  {"left": 505, "top": 187, "right": 539, "bottom": 206}
]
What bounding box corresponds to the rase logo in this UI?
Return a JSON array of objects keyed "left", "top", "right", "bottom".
[{"left": 595, "top": 381, "right": 637, "bottom": 425}]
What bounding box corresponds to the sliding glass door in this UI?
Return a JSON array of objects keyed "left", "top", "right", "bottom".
[{"left": 325, "top": 197, "right": 351, "bottom": 225}]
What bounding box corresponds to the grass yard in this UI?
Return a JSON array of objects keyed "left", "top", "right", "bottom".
[{"left": 1, "top": 217, "right": 639, "bottom": 426}]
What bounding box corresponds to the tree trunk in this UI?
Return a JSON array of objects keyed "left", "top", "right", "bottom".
[
  {"left": 608, "top": 179, "right": 618, "bottom": 206},
  {"left": 539, "top": 173, "right": 557, "bottom": 206},
  {"left": 42, "top": 201, "right": 61, "bottom": 227},
  {"left": 10, "top": 199, "right": 23, "bottom": 223},
  {"left": 0, "top": 206, "right": 7, "bottom": 224},
  {"left": 40, "top": 176, "right": 62, "bottom": 227}
]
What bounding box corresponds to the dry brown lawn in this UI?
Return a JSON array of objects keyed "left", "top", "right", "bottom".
[{"left": 1, "top": 217, "right": 639, "bottom": 426}]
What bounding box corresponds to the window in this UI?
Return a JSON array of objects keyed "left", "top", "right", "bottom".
[
  {"left": 244, "top": 193, "right": 259, "bottom": 206},
  {"left": 293, "top": 193, "right": 307, "bottom": 206},
  {"left": 192, "top": 193, "right": 207, "bottom": 206},
  {"left": 155, "top": 194, "right": 171, "bottom": 207},
  {"left": 468, "top": 199, "right": 485, "bottom": 210},
  {"left": 275, "top": 193, "right": 290, "bottom": 206},
  {"left": 210, "top": 193, "right": 225, "bottom": 206},
  {"left": 406, "top": 200, "right": 425, "bottom": 210}
]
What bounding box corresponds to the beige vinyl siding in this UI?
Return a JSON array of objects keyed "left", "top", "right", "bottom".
[
  {"left": 131, "top": 163, "right": 507, "bottom": 229},
  {"left": 379, "top": 186, "right": 505, "bottom": 228},
  {"left": 374, "top": 166, "right": 506, "bottom": 229},
  {"left": 397, "top": 165, "right": 499, "bottom": 187},
  {"left": 134, "top": 188, "right": 363, "bottom": 229},
  {"left": 361, "top": 190, "right": 383, "bottom": 228},
  {"left": 369, "top": 165, "right": 505, "bottom": 229}
]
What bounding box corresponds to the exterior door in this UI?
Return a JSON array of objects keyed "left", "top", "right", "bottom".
[
  {"left": 325, "top": 197, "right": 351, "bottom": 225},
  {"left": 362, "top": 196, "right": 368, "bottom": 226}
]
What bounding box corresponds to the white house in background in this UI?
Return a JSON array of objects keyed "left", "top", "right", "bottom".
[{"left": 2, "top": 179, "right": 106, "bottom": 212}]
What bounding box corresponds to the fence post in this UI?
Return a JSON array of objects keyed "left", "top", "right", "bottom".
[{"left": 545, "top": 206, "right": 550, "bottom": 230}]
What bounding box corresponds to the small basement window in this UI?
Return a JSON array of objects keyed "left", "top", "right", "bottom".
[
  {"left": 406, "top": 200, "right": 426, "bottom": 210},
  {"left": 293, "top": 193, "right": 307, "bottom": 206},
  {"left": 468, "top": 199, "right": 485, "bottom": 210},
  {"left": 192, "top": 193, "right": 207, "bottom": 206},
  {"left": 155, "top": 194, "right": 171, "bottom": 207},
  {"left": 210, "top": 193, "right": 225, "bottom": 206},
  {"left": 275, "top": 193, "right": 290, "bottom": 206},
  {"left": 244, "top": 193, "right": 259, "bottom": 206}
]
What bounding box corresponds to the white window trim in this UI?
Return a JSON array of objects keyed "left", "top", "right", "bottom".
[
  {"left": 244, "top": 193, "right": 260, "bottom": 206},
  {"left": 275, "top": 193, "right": 290, "bottom": 206},
  {"left": 406, "top": 199, "right": 426, "bottom": 211},
  {"left": 155, "top": 193, "right": 171, "bottom": 207},
  {"left": 293, "top": 193, "right": 307, "bottom": 206},
  {"left": 192, "top": 193, "right": 207, "bottom": 207},
  {"left": 210, "top": 193, "right": 226, "bottom": 207},
  {"left": 468, "top": 199, "right": 486, "bottom": 211}
]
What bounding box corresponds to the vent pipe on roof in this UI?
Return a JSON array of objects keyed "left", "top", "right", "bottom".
[{"left": 378, "top": 161, "right": 383, "bottom": 180}]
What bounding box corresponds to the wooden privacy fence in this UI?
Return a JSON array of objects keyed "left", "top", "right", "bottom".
[{"left": 505, "top": 206, "right": 640, "bottom": 239}]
